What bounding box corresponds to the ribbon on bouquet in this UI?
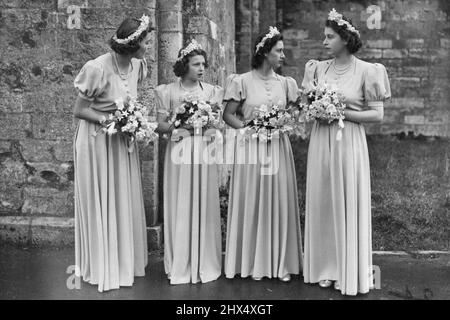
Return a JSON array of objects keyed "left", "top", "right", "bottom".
[{"left": 336, "top": 118, "right": 345, "bottom": 141}]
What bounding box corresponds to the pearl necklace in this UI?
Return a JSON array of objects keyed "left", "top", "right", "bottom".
[
  {"left": 180, "top": 80, "right": 200, "bottom": 92},
  {"left": 112, "top": 53, "right": 133, "bottom": 80},
  {"left": 332, "top": 56, "right": 354, "bottom": 76}
]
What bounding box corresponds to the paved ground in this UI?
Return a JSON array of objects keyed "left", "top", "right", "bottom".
[{"left": 0, "top": 245, "right": 448, "bottom": 300}]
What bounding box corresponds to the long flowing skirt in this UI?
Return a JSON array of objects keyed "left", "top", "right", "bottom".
[
  {"left": 225, "top": 133, "right": 303, "bottom": 279},
  {"left": 163, "top": 134, "right": 222, "bottom": 284},
  {"left": 74, "top": 120, "right": 148, "bottom": 292},
  {"left": 303, "top": 121, "right": 373, "bottom": 296}
]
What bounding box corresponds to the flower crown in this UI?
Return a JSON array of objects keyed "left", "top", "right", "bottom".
[
  {"left": 328, "top": 8, "right": 360, "bottom": 37},
  {"left": 112, "top": 14, "right": 150, "bottom": 44},
  {"left": 177, "top": 39, "right": 203, "bottom": 61},
  {"left": 255, "top": 26, "right": 281, "bottom": 54}
]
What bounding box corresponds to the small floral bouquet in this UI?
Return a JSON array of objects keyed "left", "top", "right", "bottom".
[
  {"left": 300, "top": 81, "right": 346, "bottom": 141},
  {"left": 242, "top": 101, "right": 306, "bottom": 141},
  {"left": 96, "top": 96, "right": 159, "bottom": 152},
  {"left": 168, "top": 95, "right": 224, "bottom": 135}
]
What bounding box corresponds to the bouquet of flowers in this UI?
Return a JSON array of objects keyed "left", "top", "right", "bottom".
[
  {"left": 300, "top": 82, "right": 346, "bottom": 140},
  {"left": 242, "top": 101, "right": 306, "bottom": 141},
  {"left": 168, "top": 95, "right": 224, "bottom": 135},
  {"left": 97, "top": 95, "right": 159, "bottom": 152}
]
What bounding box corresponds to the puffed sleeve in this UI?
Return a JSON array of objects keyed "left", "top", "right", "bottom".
[
  {"left": 223, "top": 74, "right": 246, "bottom": 102},
  {"left": 301, "top": 59, "right": 319, "bottom": 91},
  {"left": 285, "top": 76, "right": 300, "bottom": 104},
  {"left": 208, "top": 85, "right": 224, "bottom": 106},
  {"left": 154, "top": 84, "right": 171, "bottom": 119},
  {"left": 363, "top": 63, "right": 391, "bottom": 108},
  {"left": 138, "top": 58, "right": 148, "bottom": 84},
  {"left": 74, "top": 60, "right": 106, "bottom": 101}
]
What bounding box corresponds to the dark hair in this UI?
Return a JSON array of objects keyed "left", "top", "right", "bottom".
[
  {"left": 251, "top": 31, "right": 284, "bottom": 69},
  {"left": 109, "top": 17, "right": 153, "bottom": 55},
  {"left": 172, "top": 48, "right": 209, "bottom": 77},
  {"left": 325, "top": 16, "right": 362, "bottom": 54}
]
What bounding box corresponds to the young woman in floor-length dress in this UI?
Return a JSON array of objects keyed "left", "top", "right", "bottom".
[
  {"left": 155, "top": 39, "right": 223, "bottom": 285},
  {"left": 302, "top": 9, "right": 391, "bottom": 296},
  {"left": 222, "top": 27, "right": 303, "bottom": 282},
  {"left": 73, "top": 16, "right": 153, "bottom": 292}
]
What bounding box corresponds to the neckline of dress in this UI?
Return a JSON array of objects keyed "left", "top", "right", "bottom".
[
  {"left": 325, "top": 56, "right": 358, "bottom": 77},
  {"left": 179, "top": 79, "right": 203, "bottom": 92},
  {"left": 110, "top": 52, "right": 133, "bottom": 80},
  {"left": 252, "top": 69, "right": 277, "bottom": 81}
]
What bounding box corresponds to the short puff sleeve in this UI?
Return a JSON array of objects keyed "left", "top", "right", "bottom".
[
  {"left": 154, "top": 84, "right": 171, "bottom": 119},
  {"left": 138, "top": 58, "right": 148, "bottom": 84},
  {"left": 363, "top": 63, "right": 391, "bottom": 108},
  {"left": 208, "top": 85, "right": 224, "bottom": 106},
  {"left": 284, "top": 76, "right": 300, "bottom": 104},
  {"left": 223, "top": 74, "right": 246, "bottom": 102},
  {"left": 74, "top": 60, "right": 106, "bottom": 101},
  {"left": 301, "top": 59, "right": 319, "bottom": 91}
]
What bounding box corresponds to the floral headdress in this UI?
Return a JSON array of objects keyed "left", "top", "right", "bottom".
[
  {"left": 112, "top": 14, "right": 150, "bottom": 44},
  {"left": 177, "top": 39, "right": 203, "bottom": 61},
  {"left": 328, "top": 8, "right": 360, "bottom": 37},
  {"left": 255, "top": 26, "right": 281, "bottom": 54}
]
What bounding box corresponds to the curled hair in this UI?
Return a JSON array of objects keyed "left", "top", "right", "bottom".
[
  {"left": 325, "top": 17, "right": 362, "bottom": 54},
  {"left": 251, "top": 33, "right": 284, "bottom": 69},
  {"left": 109, "top": 17, "right": 154, "bottom": 55},
  {"left": 172, "top": 49, "right": 209, "bottom": 77}
]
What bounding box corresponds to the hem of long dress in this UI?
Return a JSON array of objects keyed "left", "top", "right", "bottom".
[
  {"left": 81, "top": 277, "right": 135, "bottom": 293},
  {"left": 226, "top": 271, "right": 301, "bottom": 279},
  {"left": 167, "top": 272, "right": 221, "bottom": 285},
  {"left": 303, "top": 279, "right": 373, "bottom": 296}
]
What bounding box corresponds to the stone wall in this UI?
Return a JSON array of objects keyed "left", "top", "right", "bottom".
[
  {"left": 0, "top": 0, "right": 156, "bottom": 245},
  {"left": 278, "top": 0, "right": 450, "bottom": 137},
  {"left": 0, "top": 0, "right": 236, "bottom": 247}
]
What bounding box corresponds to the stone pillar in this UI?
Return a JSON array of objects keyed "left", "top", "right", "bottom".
[
  {"left": 235, "top": 0, "right": 279, "bottom": 73},
  {"left": 155, "top": 0, "right": 183, "bottom": 229}
]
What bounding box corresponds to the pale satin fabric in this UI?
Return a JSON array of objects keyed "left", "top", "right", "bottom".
[
  {"left": 302, "top": 57, "right": 391, "bottom": 295},
  {"left": 155, "top": 80, "right": 223, "bottom": 284},
  {"left": 223, "top": 70, "right": 303, "bottom": 279},
  {"left": 73, "top": 53, "right": 148, "bottom": 292}
]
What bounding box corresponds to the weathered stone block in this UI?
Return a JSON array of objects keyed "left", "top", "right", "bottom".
[
  {"left": 22, "top": 187, "right": 73, "bottom": 216},
  {"left": 0, "top": 216, "right": 31, "bottom": 245},
  {"left": 0, "top": 158, "right": 29, "bottom": 185},
  {"left": 0, "top": 185, "right": 23, "bottom": 212},
  {"left": 20, "top": 139, "right": 55, "bottom": 162},
  {"left": 383, "top": 49, "right": 408, "bottom": 59},
  {"left": 404, "top": 115, "right": 426, "bottom": 125},
  {"left": 366, "top": 39, "right": 393, "bottom": 49},
  {"left": 0, "top": 114, "right": 31, "bottom": 140},
  {"left": 26, "top": 161, "right": 73, "bottom": 185},
  {"left": 32, "top": 112, "right": 75, "bottom": 140},
  {"left": 359, "top": 48, "right": 383, "bottom": 59},
  {"left": 30, "top": 217, "right": 74, "bottom": 246},
  {"left": 441, "top": 38, "right": 450, "bottom": 49},
  {"left": 0, "top": 141, "right": 11, "bottom": 154}
]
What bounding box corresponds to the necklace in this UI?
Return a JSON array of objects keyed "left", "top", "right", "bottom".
[
  {"left": 112, "top": 53, "right": 133, "bottom": 80},
  {"left": 332, "top": 56, "right": 354, "bottom": 76},
  {"left": 180, "top": 80, "right": 200, "bottom": 92}
]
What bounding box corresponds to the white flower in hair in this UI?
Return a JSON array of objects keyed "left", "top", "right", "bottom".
[
  {"left": 327, "top": 8, "right": 360, "bottom": 37},
  {"left": 177, "top": 39, "right": 203, "bottom": 61},
  {"left": 113, "top": 14, "right": 151, "bottom": 44},
  {"left": 255, "top": 26, "right": 281, "bottom": 53}
]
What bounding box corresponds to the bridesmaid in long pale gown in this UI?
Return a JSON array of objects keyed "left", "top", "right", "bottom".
[
  {"left": 155, "top": 39, "right": 223, "bottom": 285},
  {"left": 302, "top": 9, "right": 391, "bottom": 295},
  {"left": 73, "top": 16, "right": 153, "bottom": 292},
  {"left": 223, "top": 27, "right": 303, "bottom": 282}
]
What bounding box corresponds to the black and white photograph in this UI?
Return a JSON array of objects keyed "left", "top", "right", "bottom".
[{"left": 0, "top": 0, "right": 449, "bottom": 307}]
